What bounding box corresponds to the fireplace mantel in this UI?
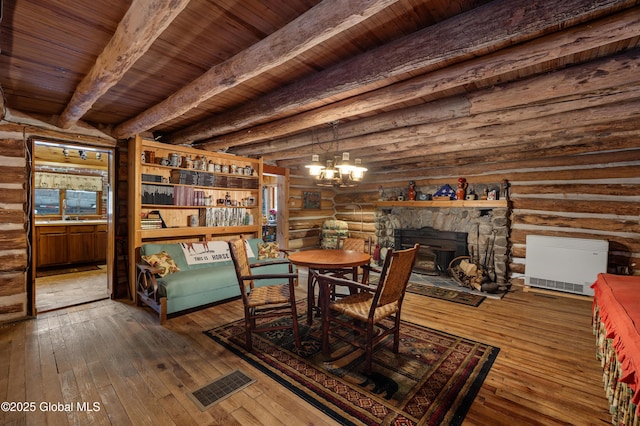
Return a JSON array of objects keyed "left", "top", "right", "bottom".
[{"left": 374, "top": 200, "right": 507, "bottom": 208}]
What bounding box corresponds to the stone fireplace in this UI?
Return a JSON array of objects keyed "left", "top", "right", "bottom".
[{"left": 375, "top": 205, "right": 510, "bottom": 285}]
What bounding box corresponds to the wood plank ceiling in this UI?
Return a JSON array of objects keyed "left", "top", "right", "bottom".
[{"left": 1, "top": 0, "right": 640, "bottom": 175}]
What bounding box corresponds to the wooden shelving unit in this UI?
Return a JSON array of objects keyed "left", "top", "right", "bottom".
[{"left": 128, "top": 135, "right": 263, "bottom": 294}]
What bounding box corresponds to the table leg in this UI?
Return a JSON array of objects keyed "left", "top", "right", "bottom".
[{"left": 307, "top": 269, "right": 316, "bottom": 325}]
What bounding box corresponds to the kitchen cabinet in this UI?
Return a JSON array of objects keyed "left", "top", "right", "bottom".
[
  {"left": 95, "top": 225, "right": 107, "bottom": 262},
  {"left": 68, "top": 225, "right": 96, "bottom": 264},
  {"left": 35, "top": 223, "right": 107, "bottom": 268},
  {"left": 36, "top": 226, "right": 68, "bottom": 267}
]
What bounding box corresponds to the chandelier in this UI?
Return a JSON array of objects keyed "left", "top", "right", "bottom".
[{"left": 305, "top": 122, "right": 367, "bottom": 188}]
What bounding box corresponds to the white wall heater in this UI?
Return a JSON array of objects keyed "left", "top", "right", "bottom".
[{"left": 524, "top": 235, "right": 608, "bottom": 296}]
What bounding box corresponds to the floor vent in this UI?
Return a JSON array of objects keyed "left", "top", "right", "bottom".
[{"left": 189, "top": 370, "right": 255, "bottom": 410}]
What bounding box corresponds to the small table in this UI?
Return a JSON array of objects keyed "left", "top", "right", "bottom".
[{"left": 288, "top": 249, "right": 371, "bottom": 325}]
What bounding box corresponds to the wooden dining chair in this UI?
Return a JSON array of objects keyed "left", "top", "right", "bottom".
[
  {"left": 228, "top": 238, "right": 301, "bottom": 352},
  {"left": 329, "top": 236, "right": 371, "bottom": 281},
  {"left": 314, "top": 243, "right": 419, "bottom": 374},
  {"left": 338, "top": 236, "right": 370, "bottom": 253},
  {"left": 325, "top": 236, "right": 372, "bottom": 300}
]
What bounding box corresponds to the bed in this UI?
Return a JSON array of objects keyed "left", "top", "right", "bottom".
[{"left": 591, "top": 273, "right": 640, "bottom": 425}]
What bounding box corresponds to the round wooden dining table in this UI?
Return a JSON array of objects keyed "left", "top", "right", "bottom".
[{"left": 287, "top": 249, "right": 371, "bottom": 325}]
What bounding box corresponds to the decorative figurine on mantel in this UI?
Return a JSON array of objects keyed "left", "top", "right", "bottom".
[
  {"left": 378, "top": 185, "right": 386, "bottom": 201},
  {"left": 500, "top": 179, "right": 510, "bottom": 200},
  {"left": 408, "top": 181, "right": 416, "bottom": 201},
  {"left": 456, "top": 177, "right": 468, "bottom": 200}
]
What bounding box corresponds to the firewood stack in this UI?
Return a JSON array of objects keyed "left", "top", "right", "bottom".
[{"left": 448, "top": 257, "right": 485, "bottom": 291}]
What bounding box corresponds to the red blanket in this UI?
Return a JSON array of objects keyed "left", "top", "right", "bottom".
[{"left": 592, "top": 273, "right": 640, "bottom": 410}]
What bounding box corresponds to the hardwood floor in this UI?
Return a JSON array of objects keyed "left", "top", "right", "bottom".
[
  {"left": 0, "top": 284, "right": 611, "bottom": 425},
  {"left": 35, "top": 266, "right": 110, "bottom": 313}
]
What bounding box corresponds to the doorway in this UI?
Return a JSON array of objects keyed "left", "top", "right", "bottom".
[
  {"left": 31, "top": 139, "right": 114, "bottom": 313},
  {"left": 262, "top": 165, "right": 289, "bottom": 246}
]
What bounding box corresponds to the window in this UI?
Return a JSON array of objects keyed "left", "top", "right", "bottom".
[
  {"left": 65, "top": 190, "right": 98, "bottom": 215},
  {"left": 34, "top": 189, "right": 98, "bottom": 216},
  {"left": 34, "top": 189, "right": 61, "bottom": 215}
]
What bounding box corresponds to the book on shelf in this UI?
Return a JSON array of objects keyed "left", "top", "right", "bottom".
[
  {"left": 142, "top": 184, "right": 174, "bottom": 205},
  {"left": 146, "top": 210, "right": 167, "bottom": 228},
  {"left": 141, "top": 218, "right": 163, "bottom": 229}
]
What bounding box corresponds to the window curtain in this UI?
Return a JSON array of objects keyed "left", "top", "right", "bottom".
[{"left": 35, "top": 172, "right": 102, "bottom": 191}]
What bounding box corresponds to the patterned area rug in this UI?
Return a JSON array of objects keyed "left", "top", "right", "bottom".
[
  {"left": 406, "top": 282, "right": 486, "bottom": 307},
  {"left": 205, "top": 304, "right": 499, "bottom": 426}
]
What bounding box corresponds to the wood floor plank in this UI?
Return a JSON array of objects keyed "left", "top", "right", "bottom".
[
  {"left": 35, "top": 316, "right": 69, "bottom": 425},
  {"left": 0, "top": 327, "right": 15, "bottom": 425},
  {"left": 5, "top": 322, "right": 26, "bottom": 425},
  {"left": 157, "top": 393, "right": 200, "bottom": 425},
  {"left": 91, "top": 315, "right": 159, "bottom": 425},
  {"left": 108, "top": 304, "right": 218, "bottom": 425},
  {"left": 95, "top": 384, "right": 132, "bottom": 426}
]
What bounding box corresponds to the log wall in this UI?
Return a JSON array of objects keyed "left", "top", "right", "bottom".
[
  {"left": 507, "top": 152, "right": 640, "bottom": 283},
  {"left": 0, "top": 132, "right": 28, "bottom": 322},
  {"left": 287, "top": 175, "right": 335, "bottom": 250}
]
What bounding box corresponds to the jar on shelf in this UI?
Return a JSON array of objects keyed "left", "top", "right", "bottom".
[
  {"left": 183, "top": 155, "right": 193, "bottom": 169},
  {"left": 456, "top": 177, "right": 468, "bottom": 201},
  {"left": 408, "top": 181, "right": 416, "bottom": 201},
  {"left": 169, "top": 153, "right": 181, "bottom": 167}
]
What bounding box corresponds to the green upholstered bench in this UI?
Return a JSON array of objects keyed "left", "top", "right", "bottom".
[{"left": 135, "top": 238, "right": 292, "bottom": 324}]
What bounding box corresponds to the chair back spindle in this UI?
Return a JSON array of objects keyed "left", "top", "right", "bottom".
[{"left": 230, "top": 238, "right": 254, "bottom": 295}]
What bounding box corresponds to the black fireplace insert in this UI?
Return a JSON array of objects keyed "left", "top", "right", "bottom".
[{"left": 394, "top": 227, "right": 468, "bottom": 274}]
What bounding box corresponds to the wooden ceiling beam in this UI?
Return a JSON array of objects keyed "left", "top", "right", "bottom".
[
  {"left": 343, "top": 142, "right": 640, "bottom": 188},
  {"left": 365, "top": 131, "right": 640, "bottom": 174},
  {"left": 274, "top": 100, "right": 640, "bottom": 167},
  {"left": 275, "top": 101, "right": 640, "bottom": 169},
  {"left": 359, "top": 147, "right": 640, "bottom": 190},
  {"left": 111, "top": 0, "right": 401, "bottom": 139},
  {"left": 231, "top": 97, "right": 471, "bottom": 157},
  {"left": 336, "top": 100, "right": 640, "bottom": 160},
  {"left": 196, "top": 3, "right": 640, "bottom": 150},
  {"left": 258, "top": 50, "right": 640, "bottom": 163},
  {"left": 57, "top": 0, "right": 190, "bottom": 129},
  {"left": 352, "top": 110, "right": 640, "bottom": 168},
  {"left": 235, "top": 54, "right": 640, "bottom": 161},
  {"left": 272, "top": 78, "right": 639, "bottom": 162}
]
